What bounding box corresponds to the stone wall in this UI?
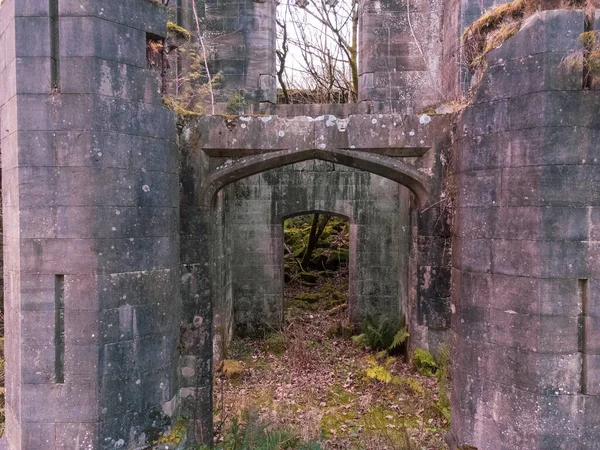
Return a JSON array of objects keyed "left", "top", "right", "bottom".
[
  {"left": 216, "top": 160, "right": 412, "bottom": 337},
  {"left": 452, "top": 10, "right": 600, "bottom": 448},
  {"left": 0, "top": 1, "right": 181, "bottom": 448},
  {"left": 203, "top": 0, "right": 277, "bottom": 104},
  {"left": 357, "top": 0, "right": 446, "bottom": 112}
]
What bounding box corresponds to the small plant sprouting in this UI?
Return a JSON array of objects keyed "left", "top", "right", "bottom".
[{"left": 226, "top": 92, "right": 250, "bottom": 115}]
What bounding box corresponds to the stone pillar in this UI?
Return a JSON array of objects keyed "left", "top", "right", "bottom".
[
  {"left": 357, "top": 0, "right": 444, "bottom": 113},
  {"left": 453, "top": 11, "right": 600, "bottom": 448},
  {"left": 203, "top": 0, "right": 277, "bottom": 105},
  {"left": 1, "top": 1, "right": 180, "bottom": 448}
]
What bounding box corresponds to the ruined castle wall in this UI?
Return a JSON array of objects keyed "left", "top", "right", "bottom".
[
  {"left": 452, "top": 10, "right": 600, "bottom": 448},
  {"left": 358, "top": 0, "right": 446, "bottom": 112},
  {"left": 1, "top": 1, "right": 181, "bottom": 448},
  {"left": 203, "top": 0, "right": 277, "bottom": 104},
  {"left": 217, "top": 160, "right": 412, "bottom": 337}
]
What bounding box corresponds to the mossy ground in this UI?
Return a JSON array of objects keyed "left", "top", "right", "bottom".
[
  {"left": 214, "top": 215, "right": 447, "bottom": 447},
  {"left": 214, "top": 219, "right": 448, "bottom": 448}
]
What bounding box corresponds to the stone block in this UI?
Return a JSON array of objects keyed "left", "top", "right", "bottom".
[
  {"left": 101, "top": 340, "right": 135, "bottom": 382},
  {"left": 59, "top": 0, "right": 168, "bottom": 36},
  {"left": 541, "top": 240, "right": 589, "bottom": 278},
  {"left": 135, "top": 334, "right": 172, "bottom": 374},
  {"left": 19, "top": 238, "right": 97, "bottom": 274},
  {"left": 453, "top": 304, "right": 489, "bottom": 342},
  {"left": 509, "top": 91, "right": 600, "bottom": 130},
  {"left": 64, "top": 274, "right": 100, "bottom": 311},
  {"left": 419, "top": 297, "right": 451, "bottom": 329},
  {"left": 455, "top": 206, "right": 496, "bottom": 238},
  {"left": 501, "top": 166, "right": 542, "bottom": 207},
  {"left": 477, "top": 52, "right": 581, "bottom": 103},
  {"left": 494, "top": 206, "right": 541, "bottom": 240},
  {"left": 55, "top": 423, "right": 98, "bottom": 450},
  {"left": 14, "top": 16, "right": 50, "bottom": 58},
  {"left": 537, "top": 314, "right": 579, "bottom": 353},
  {"left": 19, "top": 273, "right": 55, "bottom": 310},
  {"left": 15, "top": 57, "right": 51, "bottom": 94},
  {"left": 0, "top": 0, "right": 16, "bottom": 39},
  {"left": 0, "top": 95, "right": 17, "bottom": 139},
  {"left": 491, "top": 274, "right": 579, "bottom": 316},
  {"left": 21, "top": 341, "right": 54, "bottom": 384},
  {"left": 456, "top": 132, "right": 507, "bottom": 172},
  {"left": 21, "top": 381, "right": 98, "bottom": 423},
  {"left": 488, "top": 10, "right": 584, "bottom": 64},
  {"left": 458, "top": 168, "right": 502, "bottom": 207},
  {"left": 14, "top": 0, "right": 49, "bottom": 17},
  {"left": 455, "top": 269, "right": 491, "bottom": 310},
  {"left": 535, "top": 393, "right": 584, "bottom": 435},
  {"left": 60, "top": 57, "right": 162, "bottom": 105},
  {"left": 59, "top": 16, "right": 146, "bottom": 68},
  {"left": 64, "top": 344, "right": 99, "bottom": 382},
  {"left": 454, "top": 237, "right": 491, "bottom": 273},
  {"left": 22, "top": 423, "right": 55, "bottom": 450},
  {"left": 492, "top": 239, "right": 541, "bottom": 277}
]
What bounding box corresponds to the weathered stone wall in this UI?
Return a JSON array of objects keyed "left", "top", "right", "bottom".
[
  {"left": 213, "top": 188, "right": 234, "bottom": 360},
  {"left": 357, "top": 0, "right": 446, "bottom": 112},
  {"left": 201, "top": 0, "right": 277, "bottom": 104},
  {"left": 217, "top": 160, "right": 412, "bottom": 337},
  {"left": 1, "top": 1, "right": 180, "bottom": 449},
  {"left": 452, "top": 10, "right": 600, "bottom": 448},
  {"left": 10, "top": 1, "right": 600, "bottom": 449}
]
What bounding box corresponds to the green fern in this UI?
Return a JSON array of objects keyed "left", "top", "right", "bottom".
[
  {"left": 413, "top": 348, "right": 438, "bottom": 377},
  {"left": 217, "top": 408, "right": 321, "bottom": 450},
  {"left": 352, "top": 315, "right": 409, "bottom": 352},
  {"left": 389, "top": 328, "right": 410, "bottom": 350}
]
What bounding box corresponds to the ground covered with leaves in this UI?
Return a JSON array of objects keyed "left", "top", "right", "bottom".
[{"left": 212, "top": 215, "right": 449, "bottom": 449}]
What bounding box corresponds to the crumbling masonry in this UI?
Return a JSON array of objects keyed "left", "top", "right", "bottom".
[{"left": 0, "top": 0, "right": 599, "bottom": 448}]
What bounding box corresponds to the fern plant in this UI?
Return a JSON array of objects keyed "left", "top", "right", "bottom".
[
  {"left": 214, "top": 408, "right": 321, "bottom": 450},
  {"left": 352, "top": 315, "right": 409, "bottom": 353}
]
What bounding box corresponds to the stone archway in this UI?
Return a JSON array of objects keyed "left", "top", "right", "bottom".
[
  {"left": 177, "top": 112, "right": 452, "bottom": 444},
  {"left": 201, "top": 147, "right": 429, "bottom": 208}
]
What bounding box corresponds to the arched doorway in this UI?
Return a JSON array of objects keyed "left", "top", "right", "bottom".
[{"left": 205, "top": 157, "right": 434, "bottom": 446}]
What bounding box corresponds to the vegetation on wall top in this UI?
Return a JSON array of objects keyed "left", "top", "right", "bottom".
[{"left": 462, "top": 0, "right": 541, "bottom": 72}]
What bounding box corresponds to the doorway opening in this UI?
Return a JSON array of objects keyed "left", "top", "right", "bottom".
[
  {"left": 211, "top": 209, "right": 448, "bottom": 448},
  {"left": 283, "top": 213, "right": 350, "bottom": 328}
]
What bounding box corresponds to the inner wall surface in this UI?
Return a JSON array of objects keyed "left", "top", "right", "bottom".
[{"left": 213, "top": 160, "right": 412, "bottom": 339}]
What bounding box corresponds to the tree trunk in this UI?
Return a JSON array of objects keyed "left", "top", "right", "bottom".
[{"left": 301, "top": 213, "right": 331, "bottom": 268}]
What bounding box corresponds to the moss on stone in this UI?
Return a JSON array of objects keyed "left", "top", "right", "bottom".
[
  {"left": 162, "top": 95, "right": 201, "bottom": 118},
  {"left": 264, "top": 332, "right": 289, "bottom": 355},
  {"left": 146, "top": 0, "right": 166, "bottom": 7},
  {"left": 462, "top": 0, "right": 540, "bottom": 71},
  {"left": 326, "top": 249, "right": 349, "bottom": 269},
  {"left": 216, "top": 359, "right": 245, "bottom": 380},
  {"left": 167, "top": 21, "right": 191, "bottom": 40},
  {"left": 295, "top": 292, "right": 323, "bottom": 304},
  {"left": 154, "top": 417, "right": 188, "bottom": 445},
  {"left": 299, "top": 272, "right": 317, "bottom": 283},
  {"left": 293, "top": 300, "right": 320, "bottom": 311}
]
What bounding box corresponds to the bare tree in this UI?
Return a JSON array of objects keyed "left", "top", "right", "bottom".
[{"left": 276, "top": 0, "right": 359, "bottom": 104}]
